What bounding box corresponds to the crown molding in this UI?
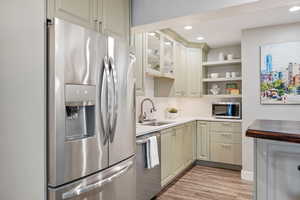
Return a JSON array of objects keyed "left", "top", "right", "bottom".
[{"left": 160, "top": 28, "right": 209, "bottom": 52}]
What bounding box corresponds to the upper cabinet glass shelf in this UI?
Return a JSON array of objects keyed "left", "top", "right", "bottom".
[
  {"left": 146, "top": 32, "right": 161, "bottom": 72},
  {"left": 162, "top": 37, "right": 175, "bottom": 75}
]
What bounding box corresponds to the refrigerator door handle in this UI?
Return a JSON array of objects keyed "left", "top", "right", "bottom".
[
  {"left": 100, "top": 56, "right": 110, "bottom": 144},
  {"left": 62, "top": 159, "right": 133, "bottom": 199},
  {"left": 108, "top": 57, "right": 118, "bottom": 142}
]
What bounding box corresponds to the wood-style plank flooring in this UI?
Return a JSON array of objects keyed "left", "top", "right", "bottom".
[{"left": 157, "top": 165, "right": 253, "bottom": 200}]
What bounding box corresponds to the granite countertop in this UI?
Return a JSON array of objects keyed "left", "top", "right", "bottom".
[
  {"left": 136, "top": 117, "right": 242, "bottom": 137},
  {"left": 246, "top": 119, "right": 300, "bottom": 143}
]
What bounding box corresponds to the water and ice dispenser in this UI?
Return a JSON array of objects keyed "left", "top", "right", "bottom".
[{"left": 65, "top": 84, "right": 96, "bottom": 141}]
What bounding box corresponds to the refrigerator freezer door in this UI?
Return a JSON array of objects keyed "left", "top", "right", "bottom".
[
  {"left": 48, "top": 18, "right": 109, "bottom": 187},
  {"left": 48, "top": 156, "right": 136, "bottom": 200},
  {"left": 107, "top": 36, "right": 136, "bottom": 166}
]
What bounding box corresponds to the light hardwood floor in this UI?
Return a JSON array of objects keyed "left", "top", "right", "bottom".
[{"left": 157, "top": 165, "right": 253, "bottom": 200}]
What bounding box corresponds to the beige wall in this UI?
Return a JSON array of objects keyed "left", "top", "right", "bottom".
[
  {"left": 241, "top": 22, "right": 300, "bottom": 179},
  {"left": 0, "top": 0, "right": 46, "bottom": 199}
]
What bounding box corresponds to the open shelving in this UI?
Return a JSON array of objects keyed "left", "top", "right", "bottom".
[
  {"left": 202, "top": 54, "right": 242, "bottom": 98},
  {"left": 203, "top": 94, "right": 242, "bottom": 98},
  {"left": 202, "top": 77, "right": 242, "bottom": 82},
  {"left": 203, "top": 59, "right": 241, "bottom": 67}
]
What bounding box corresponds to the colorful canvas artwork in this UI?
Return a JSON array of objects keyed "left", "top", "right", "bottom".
[{"left": 260, "top": 42, "right": 300, "bottom": 104}]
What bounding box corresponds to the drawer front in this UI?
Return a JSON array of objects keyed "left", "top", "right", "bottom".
[
  {"left": 210, "top": 132, "right": 242, "bottom": 144},
  {"left": 210, "top": 142, "right": 241, "bottom": 165},
  {"left": 210, "top": 122, "right": 241, "bottom": 133}
]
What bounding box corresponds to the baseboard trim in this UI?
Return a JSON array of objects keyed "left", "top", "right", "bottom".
[
  {"left": 241, "top": 170, "right": 254, "bottom": 181},
  {"left": 196, "top": 160, "right": 242, "bottom": 171}
]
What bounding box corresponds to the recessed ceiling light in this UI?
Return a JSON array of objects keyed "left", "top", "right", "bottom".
[
  {"left": 184, "top": 26, "right": 193, "bottom": 30},
  {"left": 148, "top": 32, "right": 156, "bottom": 36},
  {"left": 289, "top": 6, "right": 300, "bottom": 12},
  {"left": 196, "top": 36, "right": 205, "bottom": 41}
]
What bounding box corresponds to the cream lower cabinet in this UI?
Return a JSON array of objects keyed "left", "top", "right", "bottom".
[
  {"left": 185, "top": 122, "right": 196, "bottom": 165},
  {"left": 209, "top": 122, "right": 242, "bottom": 165},
  {"left": 161, "top": 128, "right": 176, "bottom": 186},
  {"left": 174, "top": 125, "right": 185, "bottom": 175},
  {"left": 197, "top": 121, "right": 242, "bottom": 165},
  {"left": 161, "top": 122, "right": 196, "bottom": 186},
  {"left": 197, "top": 121, "right": 210, "bottom": 161}
]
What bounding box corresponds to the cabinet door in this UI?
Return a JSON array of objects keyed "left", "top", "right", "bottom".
[
  {"left": 189, "top": 122, "right": 196, "bottom": 163},
  {"left": 197, "top": 121, "right": 210, "bottom": 160},
  {"left": 182, "top": 125, "right": 189, "bottom": 166},
  {"left": 173, "top": 127, "right": 183, "bottom": 173},
  {"left": 174, "top": 43, "right": 187, "bottom": 97},
  {"left": 103, "top": 0, "right": 129, "bottom": 41},
  {"left": 161, "top": 36, "right": 175, "bottom": 77},
  {"left": 185, "top": 123, "right": 194, "bottom": 165},
  {"left": 191, "top": 122, "right": 197, "bottom": 160},
  {"left": 187, "top": 48, "right": 202, "bottom": 97},
  {"left": 48, "top": 0, "right": 98, "bottom": 30},
  {"left": 161, "top": 129, "right": 176, "bottom": 186},
  {"left": 170, "top": 130, "right": 177, "bottom": 176},
  {"left": 161, "top": 132, "right": 168, "bottom": 183},
  {"left": 132, "top": 32, "right": 145, "bottom": 96},
  {"left": 210, "top": 142, "right": 241, "bottom": 165}
]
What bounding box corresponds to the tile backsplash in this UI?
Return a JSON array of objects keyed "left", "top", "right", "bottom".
[{"left": 136, "top": 76, "right": 216, "bottom": 121}]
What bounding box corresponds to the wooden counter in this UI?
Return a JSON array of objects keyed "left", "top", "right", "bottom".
[{"left": 246, "top": 119, "right": 300, "bottom": 143}]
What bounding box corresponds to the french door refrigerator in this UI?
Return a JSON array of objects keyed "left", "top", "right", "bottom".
[{"left": 47, "top": 18, "right": 136, "bottom": 200}]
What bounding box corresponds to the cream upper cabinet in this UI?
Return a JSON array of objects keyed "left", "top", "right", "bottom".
[
  {"left": 161, "top": 35, "right": 175, "bottom": 77},
  {"left": 103, "top": 0, "right": 129, "bottom": 41},
  {"left": 132, "top": 31, "right": 145, "bottom": 96},
  {"left": 145, "top": 32, "right": 161, "bottom": 74},
  {"left": 174, "top": 43, "right": 187, "bottom": 97},
  {"left": 48, "top": 0, "right": 99, "bottom": 30},
  {"left": 187, "top": 48, "right": 203, "bottom": 97},
  {"left": 197, "top": 121, "right": 210, "bottom": 161},
  {"left": 48, "top": 0, "right": 130, "bottom": 39}
]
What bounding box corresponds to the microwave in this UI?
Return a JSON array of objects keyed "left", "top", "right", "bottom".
[{"left": 212, "top": 102, "right": 241, "bottom": 119}]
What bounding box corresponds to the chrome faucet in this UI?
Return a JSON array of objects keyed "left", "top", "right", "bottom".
[{"left": 138, "top": 98, "right": 157, "bottom": 123}]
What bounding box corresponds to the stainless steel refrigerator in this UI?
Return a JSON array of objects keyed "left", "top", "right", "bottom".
[{"left": 47, "top": 18, "right": 136, "bottom": 200}]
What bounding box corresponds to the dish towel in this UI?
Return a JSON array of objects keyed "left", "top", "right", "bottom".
[{"left": 145, "top": 136, "right": 160, "bottom": 169}]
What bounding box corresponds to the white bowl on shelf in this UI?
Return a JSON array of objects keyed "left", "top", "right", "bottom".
[{"left": 210, "top": 73, "right": 219, "bottom": 79}]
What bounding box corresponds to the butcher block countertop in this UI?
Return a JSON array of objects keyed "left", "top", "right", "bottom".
[{"left": 246, "top": 119, "right": 300, "bottom": 143}]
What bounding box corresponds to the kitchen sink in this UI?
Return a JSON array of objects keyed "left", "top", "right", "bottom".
[{"left": 142, "top": 121, "right": 174, "bottom": 126}]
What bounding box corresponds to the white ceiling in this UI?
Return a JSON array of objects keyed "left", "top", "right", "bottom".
[
  {"left": 134, "top": 0, "right": 300, "bottom": 48},
  {"left": 132, "top": 0, "right": 259, "bottom": 26}
]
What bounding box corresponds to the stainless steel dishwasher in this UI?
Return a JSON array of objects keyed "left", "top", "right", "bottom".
[{"left": 136, "top": 132, "right": 161, "bottom": 200}]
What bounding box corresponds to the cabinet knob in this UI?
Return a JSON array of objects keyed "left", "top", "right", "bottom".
[{"left": 297, "top": 165, "right": 300, "bottom": 171}]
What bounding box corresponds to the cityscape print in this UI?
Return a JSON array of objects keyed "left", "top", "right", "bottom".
[{"left": 261, "top": 41, "right": 300, "bottom": 104}]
